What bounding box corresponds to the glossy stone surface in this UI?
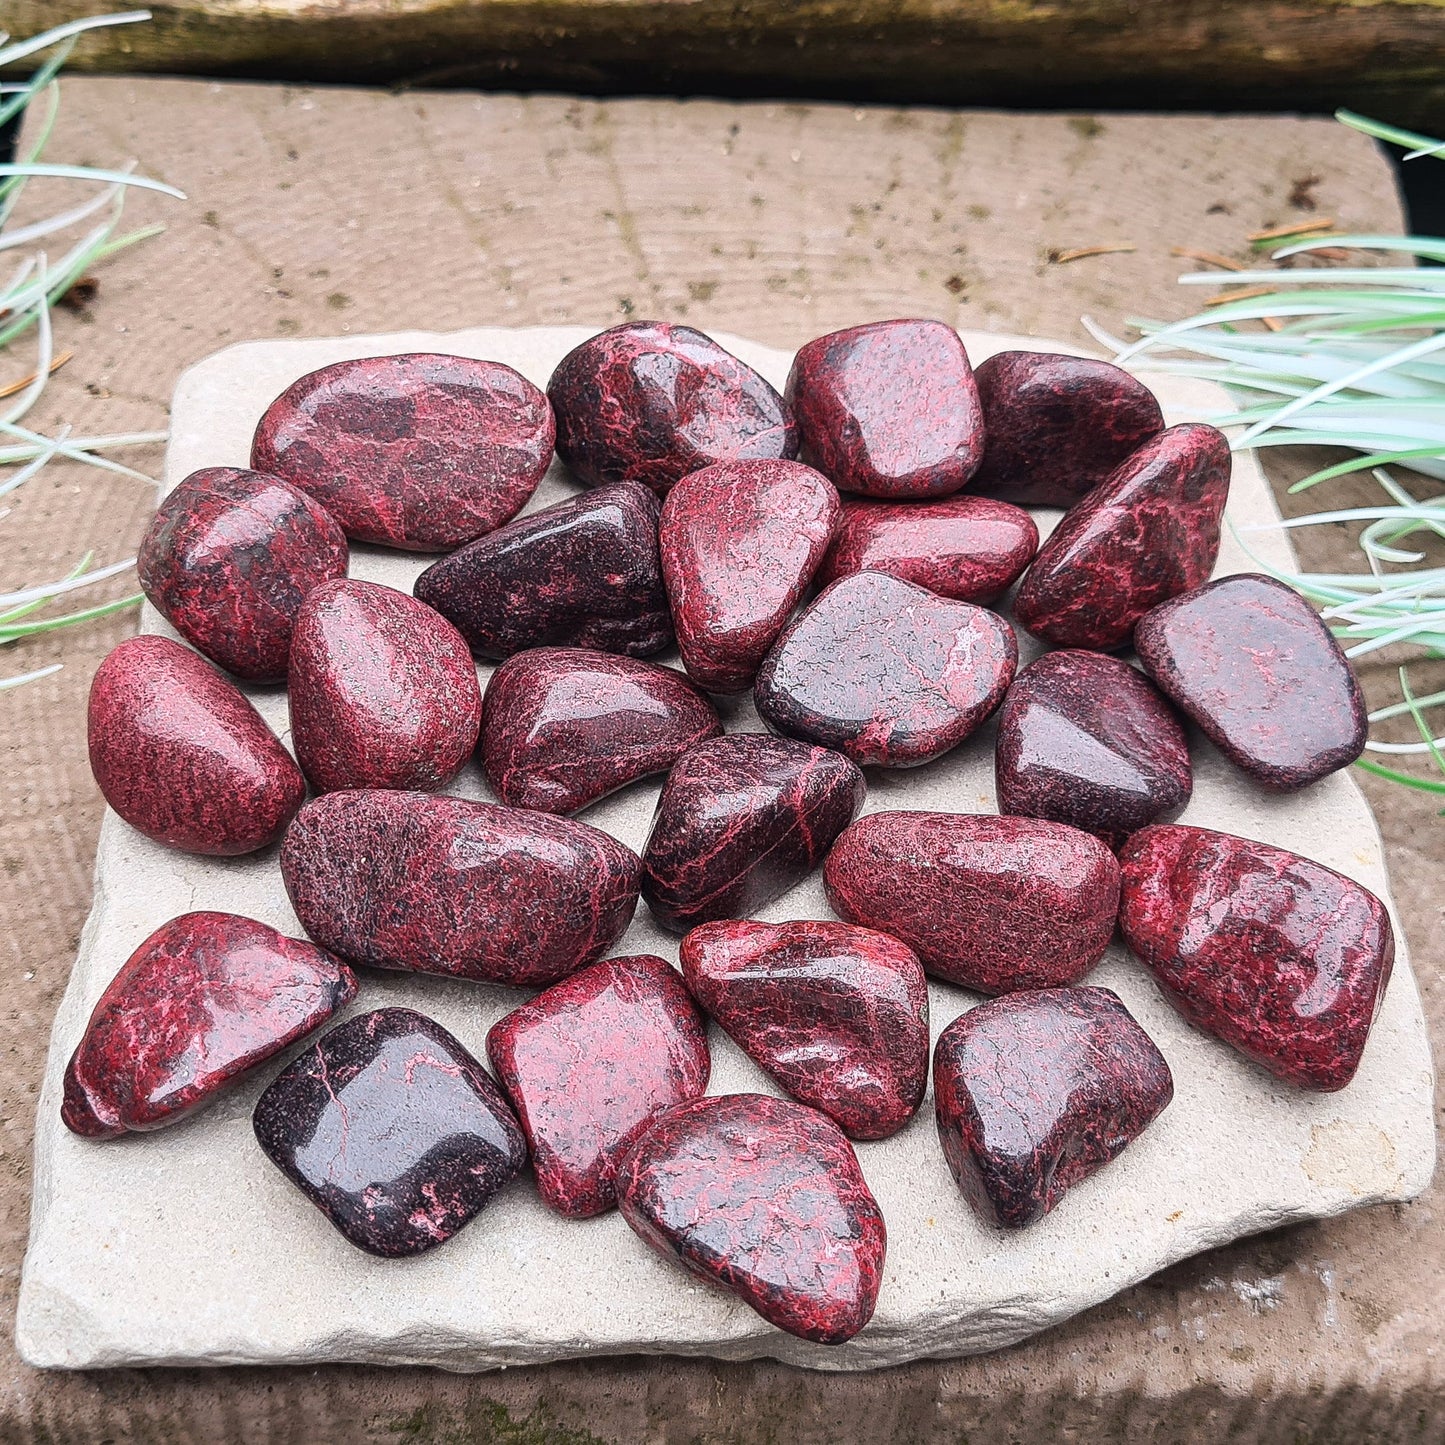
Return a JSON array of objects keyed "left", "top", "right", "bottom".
[
  {"left": 1134, "top": 572, "right": 1367, "bottom": 791},
  {"left": 969, "top": 351, "right": 1165, "bottom": 507},
  {"left": 1119, "top": 825, "right": 1394, "bottom": 1090},
  {"left": 281, "top": 789, "right": 640, "bottom": 986},
  {"left": 63, "top": 912, "right": 355, "bottom": 1139},
  {"left": 681, "top": 919, "right": 928, "bottom": 1140},
  {"left": 615, "top": 1094, "right": 886, "bottom": 1344},
  {"left": 817, "top": 495, "right": 1037, "bottom": 604},
  {"left": 641, "top": 734, "right": 865, "bottom": 933},
  {"left": 754, "top": 571, "right": 1016, "bottom": 768},
  {"left": 659, "top": 459, "right": 840, "bottom": 693},
  {"left": 288, "top": 578, "right": 481, "bottom": 792},
  {"left": 933, "top": 987, "right": 1173, "bottom": 1228},
  {"left": 88, "top": 635, "right": 305, "bottom": 856},
  {"left": 548, "top": 323, "right": 797, "bottom": 496},
  {"left": 785, "top": 319, "right": 985, "bottom": 499},
  {"left": 480, "top": 647, "right": 722, "bottom": 814},
  {"left": 138, "top": 466, "right": 349, "bottom": 682},
  {"left": 824, "top": 811, "right": 1120, "bottom": 994},
  {"left": 486, "top": 955, "right": 710, "bottom": 1218},
  {"left": 995, "top": 650, "right": 1192, "bottom": 847},
  {"left": 1013, "top": 422, "right": 1231, "bottom": 650},
  {"left": 413, "top": 481, "right": 671, "bottom": 660},
  {"left": 251, "top": 352, "right": 554, "bottom": 550},
  {"left": 253, "top": 1008, "right": 526, "bottom": 1257}
]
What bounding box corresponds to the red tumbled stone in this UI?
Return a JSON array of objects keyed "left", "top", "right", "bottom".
[
  {"left": 281, "top": 789, "right": 640, "bottom": 986},
  {"left": 969, "top": 351, "right": 1165, "bottom": 508},
  {"left": 413, "top": 481, "right": 671, "bottom": 660},
  {"left": 1134, "top": 572, "right": 1367, "bottom": 791},
  {"left": 479, "top": 647, "right": 722, "bottom": 815},
  {"left": 1013, "top": 422, "right": 1231, "bottom": 650},
  {"left": 786, "top": 319, "right": 985, "bottom": 499},
  {"left": 548, "top": 323, "right": 797, "bottom": 496},
  {"left": 660, "top": 459, "right": 840, "bottom": 693},
  {"left": 817, "top": 495, "right": 1038, "bottom": 604},
  {"left": 288, "top": 578, "right": 481, "bottom": 792},
  {"left": 138, "top": 467, "right": 349, "bottom": 682},
  {"left": 641, "top": 734, "right": 865, "bottom": 933},
  {"left": 63, "top": 911, "right": 356, "bottom": 1138},
  {"left": 995, "top": 650, "right": 1192, "bottom": 847},
  {"left": 754, "top": 571, "right": 1017, "bottom": 768},
  {"left": 681, "top": 919, "right": 929, "bottom": 1140},
  {"left": 251, "top": 352, "right": 554, "bottom": 550},
  {"left": 824, "top": 811, "right": 1120, "bottom": 994},
  {"left": 1119, "top": 824, "right": 1393, "bottom": 1090},
  {"left": 933, "top": 986, "right": 1173, "bottom": 1228},
  {"left": 88, "top": 635, "right": 305, "bottom": 856},
  {"left": 486, "top": 955, "right": 710, "bottom": 1218},
  {"left": 616, "top": 1093, "right": 887, "bottom": 1344}
]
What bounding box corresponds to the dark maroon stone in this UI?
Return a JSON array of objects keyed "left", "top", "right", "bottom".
[
  {"left": 413, "top": 481, "right": 671, "bottom": 660},
  {"left": 479, "top": 647, "right": 722, "bottom": 815},
  {"left": 754, "top": 571, "right": 1017, "bottom": 768},
  {"left": 933, "top": 986, "right": 1173, "bottom": 1228},
  {"left": 253, "top": 1007, "right": 526, "bottom": 1257},
  {"left": 785, "top": 319, "right": 984, "bottom": 499},
  {"left": 1134, "top": 572, "right": 1367, "bottom": 791},
  {"left": 137, "top": 467, "right": 349, "bottom": 683},
  {"left": 817, "top": 495, "right": 1037, "bottom": 604},
  {"left": 824, "top": 811, "right": 1120, "bottom": 994},
  {"left": 486, "top": 955, "right": 710, "bottom": 1218},
  {"left": 969, "top": 351, "right": 1165, "bottom": 507},
  {"left": 1119, "top": 825, "right": 1393, "bottom": 1090},
  {"left": 995, "top": 650, "right": 1192, "bottom": 847},
  {"left": 62, "top": 911, "right": 355, "bottom": 1139},
  {"left": 616, "top": 1094, "right": 886, "bottom": 1344},
  {"left": 252, "top": 353, "right": 554, "bottom": 551},
  {"left": 88, "top": 635, "right": 305, "bottom": 856},
  {"left": 1013, "top": 422, "right": 1232, "bottom": 650},
  {"left": 681, "top": 919, "right": 928, "bottom": 1141},
  {"left": 547, "top": 323, "right": 797, "bottom": 496},
  {"left": 281, "top": 789, "right": 640, "bottom": 987},
  {"left": 641, "top": 734, "right": 865, "bottom": 933},
  {"left": 659, "top": 459, "right": 840, "bottom": 693},
  {"left": 288, "top": 578, "right": 481, "bottom": 792}
]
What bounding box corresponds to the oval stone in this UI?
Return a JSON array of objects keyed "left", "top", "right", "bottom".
[
  {"left": 616, "top": 1093, "right": 887, "bottom": 1344},
  {"left": 681, "top": 919, "right": 929, "bottom": 1141},
  {"left": 479, "top": 647, "right": 722, "bottom": 814},
  {"left": 251, "top": 352, "right": 554, "bottom": 550},
  {"left": 88, "top": 635, "right": 305, "bottom": 856},
  {"left": 785, "top": 319, "right": 985, "bottom": 499},
  {"left": 138, "top": 466, "right": 349, "bottom": 682},
  {"left": 817, "top": 495, "right": 1037, "bottom": 604},
  {"left": 1119, "top": 824, "right": 1393, "bottom": 1090},
  {"left": 280, "top": 789, "right": 641, "bottom": 986},
  {"left": 413, "top": 481, "right": 671, "bottom": 659},
  {"left": 753, "top": 571, "right": 1017, "bottom": 768},
  {"left": 824, "top": 811, "right": 1121, "bottom": 993},
  {"left": 63, "top": 911, "right": 356, "bottom": 1139},
  {"left": 995, "top": 649, "right": 1192, "bottom": 846},
  {"left": 548, "top": 323, "right": 797, "bottom": 495},
  {"left": 641, "top": 734, "right": 865, "bottom": 933},
  {"left": 288, "top": 578, "right": 481, "bottom": 792},
  {"left": 1013, "top": 422, "right": 1231, "bottom": 650},
  {"left": 660, "top": 459, "right": 839, "bottom": 693},
  {"left": 1134, "top": 572, "right": 1367, "bottom": 790},
  {"left": 969, "top": 351, "right": 1165, "bottom": 507},
  {"left": 486, "top": 955, "right": 710, "bottom": 1218}
]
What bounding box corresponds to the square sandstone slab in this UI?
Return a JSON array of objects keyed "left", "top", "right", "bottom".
[{"left": 16, "top": 327, "right": 1436, "bottom": 1372}]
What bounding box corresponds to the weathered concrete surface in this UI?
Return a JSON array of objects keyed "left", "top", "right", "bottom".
[{"left": 1, "top": 77, "right": 1440, "bottom": 1442}]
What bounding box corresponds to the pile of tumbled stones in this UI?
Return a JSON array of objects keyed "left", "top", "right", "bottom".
[{"left": 73, "top": 319, "right": 1386, "bottom": 1348}]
